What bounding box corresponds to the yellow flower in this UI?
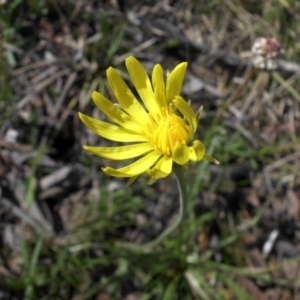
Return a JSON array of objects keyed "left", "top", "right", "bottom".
[{"left": 79, "top": 56, "right": 218, "bottom": 184}]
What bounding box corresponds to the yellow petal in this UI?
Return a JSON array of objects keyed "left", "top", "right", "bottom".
[
  {"left": 173, "top": 96, "right": 198, "bottom": 133},
  {"left": 126, "top": 175, "right": 139, "bottom": 186},
  {"left": 196, "top": 105, "right": 203, "bottom": 123},
  {"left": 189, "top": 140, "right": 205, "bottom": 161},
  {"left": 152, "top": 64, "right": 167, "bottom": 111},
  {"left": 148, "top": 155, "right": 172, "bottom": 179},
  {"left": 204, "top": 154, "right": 220, "bottom": 165},
  {"left": 172, "top": 143, "right": 190, "bottom": 165},
  {"left": 166, "top": 62, "right": 187, "bottom": 103},
  {"left": 106, "top": 67, "right": 148, "bottom": 127},
  {"left": 103, "top": 151, "right": 162, "bottom": 177},
  {"left": 92, "top": 91, "right": 142, "bottom": 132},
  {"left": 79, "top": 112, "right": 148, "bottom": 142},
  {"left": 83, "top": 143, "right": 153, "bottom": 160},
  {"left": 125, "top": 56, "right": 160, "bottom": 119}
]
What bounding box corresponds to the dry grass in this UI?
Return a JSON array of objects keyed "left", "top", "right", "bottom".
[{"left": 1, "top": 0, "right": 300, "bottom": 299}]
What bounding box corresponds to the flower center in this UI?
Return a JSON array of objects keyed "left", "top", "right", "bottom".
[{"left": 152, "top": 114, "right": 190, "bottom": 156}]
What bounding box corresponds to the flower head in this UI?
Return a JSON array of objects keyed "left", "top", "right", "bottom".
[
  {"left": 79, "top": 56, "right": 218, "bottom": 184},
  {"left": 251, "top": 37, "right": 281, "bottom": 70}
]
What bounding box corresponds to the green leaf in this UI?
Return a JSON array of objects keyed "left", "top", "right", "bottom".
[
  {"left": 220, "top": 275, "right": 252, "bottom": 300},
  {"left": 24, "top": 175, "right": 36, "bottom": 210},
  {"left": 29, "top": 235, "right": 44, "bottom": 278}
]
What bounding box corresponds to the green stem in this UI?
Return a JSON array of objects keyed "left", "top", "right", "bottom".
[
  {"left": 271, "top": 71, "right": 300, "bottom": 103},
  {"left": 115, "top": 166, "right": 187, "bottom": 253}
]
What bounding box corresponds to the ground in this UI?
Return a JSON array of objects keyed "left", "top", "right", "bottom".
[{"left": 1, "top": 0, "right": 300, "bottom": 299}]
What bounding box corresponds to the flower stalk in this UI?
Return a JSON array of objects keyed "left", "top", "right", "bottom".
[{"left": 116, "top": 166, "right": 187, "bottom": 252}]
